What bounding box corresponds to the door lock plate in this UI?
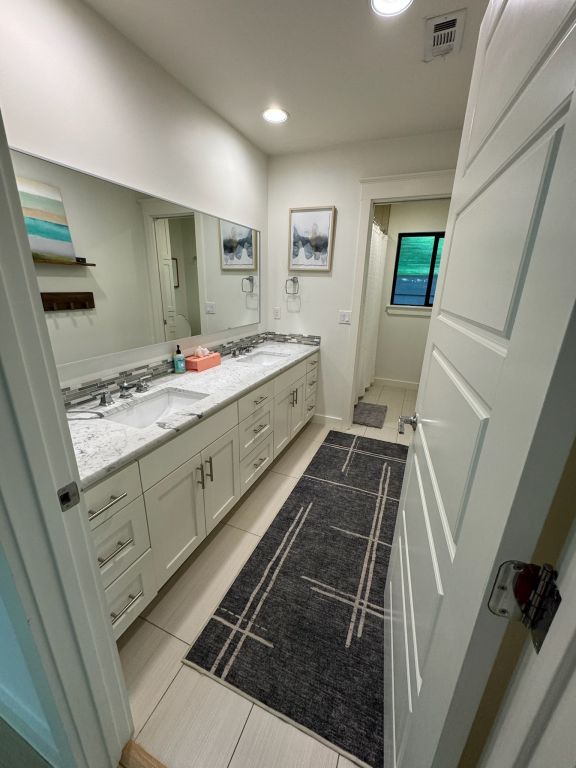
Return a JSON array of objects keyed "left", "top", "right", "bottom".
[
  {"left": 488, "top": 560, "right": 561, "bottom": 653},
  {"left": 57, "top": 481, "right": 80, "bottom": 511}
]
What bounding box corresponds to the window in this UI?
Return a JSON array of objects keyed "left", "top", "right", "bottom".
[{"left": 390, "top": 232, "right": 445, "bottom": 307}]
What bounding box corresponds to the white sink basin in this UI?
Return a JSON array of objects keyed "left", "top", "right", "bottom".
[
  {"left": 105, "top": 389, "right": 207, "bottom": 429},
  {"left": 237, "top": 348, "right": 291, "bottom": 366}
]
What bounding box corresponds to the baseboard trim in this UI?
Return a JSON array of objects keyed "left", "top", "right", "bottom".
[
  {"left": 374, "top": 377, "right": 419, "bottom": 391},
  {"left": 311, "top": 414, "right": 346, "bottom": 428}
]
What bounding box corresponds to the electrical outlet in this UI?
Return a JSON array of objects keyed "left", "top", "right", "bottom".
[
  {"left": 338, "top": 310, "right": 352, "bottom": 325},
  {"left": 205, "top": 302, "right": 216, "bottom": 314},
  {"left": 273, "top": 307, "right": 281, "bottom": 320}
]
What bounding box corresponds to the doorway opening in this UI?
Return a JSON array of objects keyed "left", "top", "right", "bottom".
[{"left": 353, "top": 197, "right": 450, "bottom": 444}]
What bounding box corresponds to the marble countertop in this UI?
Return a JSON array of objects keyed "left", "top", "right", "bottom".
[{"left": 67, "top": 342, "right": 318, "bottom": 489}]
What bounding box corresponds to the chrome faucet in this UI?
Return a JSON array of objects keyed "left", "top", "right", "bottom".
[
  {"left": 118, "top": 381, "right": 134, "bottom": 399},
  {"left": 97, "top": 387, "right": 114, "bottom": 406},
  {"left": 135, "top": 375, "right": 152, "bottom": 393}
]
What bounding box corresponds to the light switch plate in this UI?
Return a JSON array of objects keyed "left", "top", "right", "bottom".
[
  {"left": 338, "top": 310, "right": 352, "bottom": 325},
  {"left": 205, "top": 302, "right": 216, "bottom": 314},
  {"left": 273, "top": 307, "right": 281, "bottom": 320}
]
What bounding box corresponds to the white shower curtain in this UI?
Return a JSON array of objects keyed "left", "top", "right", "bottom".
[{"left": 356, "top": 223, "right": 387, "bottom": 400}]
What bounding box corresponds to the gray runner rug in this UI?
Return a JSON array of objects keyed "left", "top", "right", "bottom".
[
  {"left": 353, "top": 402, "right": 387, "bottom": 428},
  {"left": 184, "top": 430, "right": 408, "bottom": 768}
]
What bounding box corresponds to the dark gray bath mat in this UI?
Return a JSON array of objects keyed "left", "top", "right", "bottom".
[
  {"left": 185, "top": 430, "right": 408, "bottom": 768},
  {"left": 353, "top": 401, "right": 387, "bottom": 428}
]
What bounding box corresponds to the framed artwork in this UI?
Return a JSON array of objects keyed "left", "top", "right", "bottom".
[
  {"left": 220, "top": 219, "right": 257, "bottom": 271},
  {"left": 289, "top": 206, "right": 336, "bottom": 272},
  {"left": 16, "top": 177, "right": 77, "bottom": 264},
  {"left": 171, "top": 258, "right": 180, "bottom": 288}
]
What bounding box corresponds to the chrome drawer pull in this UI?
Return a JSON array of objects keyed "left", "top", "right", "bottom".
[
  {"left": 206, "top": 456, "right": 214, "bottom": 482},
  {"left": 253, "top": 457, "right": 266, "bottom": 469},
  {"left": 197, "top": 463, "right": 206, "bottom": 489},
  {"left": 253, "top": 395, "right": 267, "bottom": 405},
  {"left": 110, "top": 590, "right": 143, "bottom": 625},
  {"left": 88, "top": 492, "right": 128, "bottom": 521},
  {"left": 253, "top": 424, "right": 266, "bottom": 435},
  {"left": 308, "top": 360, "right": 318, "bottom": 367},
  {"left": 98, "top": 538, "right": 134, "bottom": 568},
  {"left": 307, "top": 405, "right": 315, "bottom": 412},
  {"left": 308, "top": 379, "right": 317, "bottom": 386}
]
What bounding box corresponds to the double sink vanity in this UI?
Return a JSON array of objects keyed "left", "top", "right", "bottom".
[{"left": 71, "top": 342, "right": 320, "bottom": 638}]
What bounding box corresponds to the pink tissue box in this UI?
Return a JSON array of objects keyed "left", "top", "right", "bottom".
[{"left": 185, "top": 352, "right": 221, "bottom": 372}]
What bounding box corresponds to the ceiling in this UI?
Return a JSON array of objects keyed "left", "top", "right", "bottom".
[{"left": 83, "top": 0, "right": 490, "bottom": 155}]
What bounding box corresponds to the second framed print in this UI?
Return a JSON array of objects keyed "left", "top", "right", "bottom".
[{"left": 289, "top": 206, "right": 336, "bottom": 272}]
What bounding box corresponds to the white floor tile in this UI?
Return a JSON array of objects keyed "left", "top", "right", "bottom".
[
  {"left": 337, "top": 757, "right": 362, "bottom": 768},
  {"left": 138, "top": 667, "right": 252, "bottom": 768},
  {"left": 397, "top": 429, "right": 414, "bottom": 446},
  {"left": 118, "top": 619, "right": 188, "bottom": 736},
  {"left": 342, "top": 424, "right": 367, "bottom": 437},
  {"left": 272, "top": 429, "right": 324, "bottom": 478},
  {"left": 401, "top": 388, "right": 418, "bottom": 416},
  {"left": 302, "top": 421, "right": 331, "bottom": 444},
  {"left": 229, "top": 706, "right": 338, "bottom": 768},
  {"left": 364, "top": 425, "right": 399, "bottom": 443},
  {"left": 144, "top": 525, "right": 259, "bottom": 644},
  {"left": 227, "top": 471, "right": 298, "bottom": 537}
]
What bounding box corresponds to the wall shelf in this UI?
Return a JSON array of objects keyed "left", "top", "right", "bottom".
[{"left": 33, "top": 258, "right": 96, "bottom": 267}]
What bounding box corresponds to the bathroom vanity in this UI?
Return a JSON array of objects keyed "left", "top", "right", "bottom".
[{"left": 71, "top": 343, "right": 319, "bottom": 638}]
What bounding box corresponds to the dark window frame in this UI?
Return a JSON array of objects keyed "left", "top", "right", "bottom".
[{"left": 390, "top": 231, "right": 445, "bottom": 307}]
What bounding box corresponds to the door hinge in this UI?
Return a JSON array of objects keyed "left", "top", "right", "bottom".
[
  {"left": 488, "top": 560, "right": 561, "bottom": 653},
  {"left": 57, "top": 481, "right": 80, "bottom": 512}
]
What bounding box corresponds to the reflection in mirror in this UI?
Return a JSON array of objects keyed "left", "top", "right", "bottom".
[{"left": 10, "top": 150, "right": 261, "bottom": 365}]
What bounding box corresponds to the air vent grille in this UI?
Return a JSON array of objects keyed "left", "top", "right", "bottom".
[{"left": 424, "top": 9, "right": 466, "bottom": 62}]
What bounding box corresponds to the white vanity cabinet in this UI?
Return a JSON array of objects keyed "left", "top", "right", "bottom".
[
  {"left": 201, "top": 428, "right": 240, "bottom": 534},
  {"left": 83, "top": 349, "right": 319, "bottom": 637},
  {"left": 144, "top": 453, "right": 207, "bottom": 588}
]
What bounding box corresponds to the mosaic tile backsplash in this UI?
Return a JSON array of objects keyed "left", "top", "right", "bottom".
[{"left": 62, "top": 332, "right": 320, "bottom": 406}]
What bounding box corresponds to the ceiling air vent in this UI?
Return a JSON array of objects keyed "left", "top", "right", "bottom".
[{"left": 424, "top": 9, "right": 466, "bottom": 62}]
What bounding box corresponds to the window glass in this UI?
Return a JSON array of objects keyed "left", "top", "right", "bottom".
[{"left": 391, "top": 233, "right": 444, "bottom": 307}]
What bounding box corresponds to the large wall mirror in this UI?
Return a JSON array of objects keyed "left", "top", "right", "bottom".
[{"left": 10, "top": 151, "right": 261, "bottom": 365}]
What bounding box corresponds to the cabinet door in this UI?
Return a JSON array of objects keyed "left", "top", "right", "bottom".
[
  {"left": 290, "top": 378, "right": 306, "bottom": 438},
  {"left": 202, "top": 427, "right": 240, "bottom": 534},
  {"left": 274, "top": 386, "right": 293, "bottom": 457},
  {"left": 144, "top": 453, "right": 206, "bottom": 589}
]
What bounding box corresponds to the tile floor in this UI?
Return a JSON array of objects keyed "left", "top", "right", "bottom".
[{"left": 118, "top": 384, "right": 415, "bottom": 768}]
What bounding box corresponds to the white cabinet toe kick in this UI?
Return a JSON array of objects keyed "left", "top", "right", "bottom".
[{"left": 84, "top": 351, "right": 319, "bottom": 638}]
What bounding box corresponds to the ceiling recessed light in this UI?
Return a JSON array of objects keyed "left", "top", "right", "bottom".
[
  {"left": 371, "top": 0, "right": 414, "bottom": 17},
  {"left": 262, "top": 107, "right": 289, "bottom": 124}
]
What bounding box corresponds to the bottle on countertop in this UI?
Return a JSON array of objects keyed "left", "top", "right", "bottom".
[{"left": 173, "top": 344, "right": 186, "bottom": 373}]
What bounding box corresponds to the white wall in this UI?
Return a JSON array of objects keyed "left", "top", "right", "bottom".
[
  {"left": 12, "top": 151, "right": 156, "bottom": 364},
  {"left": 0, "top": 0, "right": 267, "bottom": 372},
  {"left": 375, "top": 198, "right": 451, "bottom": 386},
  {"left": 0, "top": 0, "right": 267, "bottom": 233},
  {"left": 267, "top": 131, "right": 460, "bottom": 423}
]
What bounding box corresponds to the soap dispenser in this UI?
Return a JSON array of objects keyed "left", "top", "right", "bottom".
[{"left": 173, "top": 344, "right": 186, "bottom": 374}]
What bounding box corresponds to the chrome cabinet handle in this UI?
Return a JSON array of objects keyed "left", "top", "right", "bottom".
[
  {"left": 294, "top": 388, "right": 298, "bottom": 405},
  {"left": 88, "top": 492, "right": 128, "bottom": 521},
  {"left": 253, "top": 395, "right": 267, "bottom": 406},
  {"left": 307, "top": 405, "right": 315, "bottom": 412},
  {"left": 110, "top": 591, "right": 143, "bottom": 625},
  {"left": 253, "top": 424, "right": 266, "bottom": 435},
  {"left": 308, "top": 379, "right": 317, "bottom": 386},
  {"left": 206, "top": 456, "right": 214, "bottom": 482},
  {"left": 197, "top": 463, "right": 206, "bottom": 489},
  {"left": 289, "top": 391, "right": 295, "bottom": 407},
  {"left": 98, "top": 538, "right": 133, "bottom": 568},
  {"left": 309, "top": 360, "right": 318, "bottom": 367},
  {"left": 253, "top": 457, "right": 266, "bottom": 469}
]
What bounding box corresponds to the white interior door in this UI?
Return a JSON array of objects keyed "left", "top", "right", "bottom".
[
  {"left": 385, "top": 2, "right": 576, "bottom": 766},
  {"left": 154, "top": 218, "right": 177, "bottom": 340}
]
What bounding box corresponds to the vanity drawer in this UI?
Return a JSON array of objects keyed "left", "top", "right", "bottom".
[
  {"left": 238, "top": 381, "right": 274, "bottom": 422},
  {"left": 92, "top": 496, "right": 150, "bottom": 589},
  {"left": 306, "top": 354, "right": 319, "bottom": 372},
  {"left": 105, "top": 548, "right": 157, "bottom": 640},
  {"left": 305, "top": 379, "right": 317, "bottom": 402},
  {"left": 85, "top": 463, "right": 143, "bottom": 530},
  {"left": 273, "top": 360, "right": 307, "bottom": 396},
  {"left": 306, "top": 367, "right": 318, "bottom": 388},
  {"left": 239, "top": 403, "right": 274, "bottom": 459},
  {"left": 239, "top": 434, "right": 274, "bottom": 493},
  {"left": 139, "top": 402, "right": 238, "bottom": 491},
  {"left": 305, "top": 393, "right": 316, "bottom": 422}
]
